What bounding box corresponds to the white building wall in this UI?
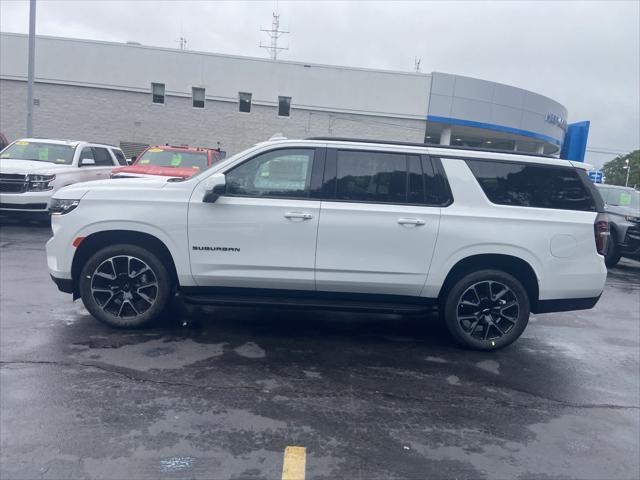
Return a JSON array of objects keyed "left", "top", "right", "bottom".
[
  {"left": 0, "top": 32, "right": 431, "bottom": 120},
  {"left": 0, "top": 80, "right": 426, "bottom": 155}
]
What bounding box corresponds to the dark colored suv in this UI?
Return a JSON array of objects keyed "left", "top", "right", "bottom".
[{"left": 596, "top": 184, "right": 640, "bottom": 267}]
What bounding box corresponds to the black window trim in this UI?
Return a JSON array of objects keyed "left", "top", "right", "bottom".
[
  {"left": 221, "top": 146, "right": 325, "bottom": 201},
  {"left": 319, "top": 148, "right": 452, "bottom": 207},
  {"left": 459, "top": 156, "right": 600, "bottom": 213}
]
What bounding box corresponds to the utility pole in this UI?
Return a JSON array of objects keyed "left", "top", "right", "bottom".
[
  {"left": 26, "top": 0, "right": 36, "bottom": 137},
  {"left": 260, "top": 12, "right": 289, "bottom": 60}
]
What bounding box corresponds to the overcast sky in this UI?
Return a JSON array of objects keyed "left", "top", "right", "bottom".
[{"left": 1, "top": 0, "right": 638, "bottom": 167}]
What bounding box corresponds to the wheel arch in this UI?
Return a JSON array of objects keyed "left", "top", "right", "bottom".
[
  {"left": 71, "top": 230, "right": 179, "bottom": 299},
  {"left": 438, "top": 254, "right": 540, "bottom": 310}
]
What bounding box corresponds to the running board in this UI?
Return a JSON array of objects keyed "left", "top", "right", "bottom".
[{"left": 181, "top": 293, "right": 437, "bottom": 314}]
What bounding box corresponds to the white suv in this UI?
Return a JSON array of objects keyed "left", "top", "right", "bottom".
[
  {"left": 45, "top": 138, "right": 608, "bottom": 350},
  {"left": 0, "top": 138, "right": 127, "bottom": 214}
]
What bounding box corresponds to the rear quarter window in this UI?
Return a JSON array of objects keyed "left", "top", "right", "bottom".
[{"left": 466, "top": 160, "right": 596, "bottom": 212}]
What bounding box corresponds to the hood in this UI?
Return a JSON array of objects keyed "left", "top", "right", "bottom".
[
  {"left": 0, "top": 158, "right": 73, "bottom": 174},
  {"left": 53, "top": 176, "right": 169, "bottom": 200},
  {"left": 605, "top": 204, "right": 640, "bottom": 217},
  {"left": 112, "top": 164, "right": 200, "bottom": 178}
]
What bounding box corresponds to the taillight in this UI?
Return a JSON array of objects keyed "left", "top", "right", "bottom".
[{"left": 594, "top": 213, "right": 609, "bottom": 255}]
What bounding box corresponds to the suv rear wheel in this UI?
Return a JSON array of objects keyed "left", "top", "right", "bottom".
[
  {"left": 79, "top": 244, "right": 172, "bottom": 328},
  {"left": 443, "top": 269, "right": 530, "bottom": 351}
]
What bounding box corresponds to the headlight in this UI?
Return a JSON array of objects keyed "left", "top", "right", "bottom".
[
  {"left": 624, "top": 215, "right": 639, "bottom": 223},
  {"left": 27, "top": 174, "right": 56, "bottom": 191},
  {"left": 49, "top": 198, "right": 80, "bottom": 215}
]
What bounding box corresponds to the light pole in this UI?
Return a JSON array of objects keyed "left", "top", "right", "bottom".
[
  {"left": 624, "top": 158, "right": 630, "bottom": 187},
  {"left": 26, "top": 0, "right": 36, "bottom": 137}
]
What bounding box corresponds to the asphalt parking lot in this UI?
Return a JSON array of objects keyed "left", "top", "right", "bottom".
[{"left": 1, "top": 217, "right": 639, "bottom": 480}]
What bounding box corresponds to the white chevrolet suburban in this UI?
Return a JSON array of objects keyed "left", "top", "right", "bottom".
[
  {"left": 0, "top": 138, "right": 127, "bottom": 213},
  {"left": 45, "top": 137, "right": 608, "bottom": 350}
]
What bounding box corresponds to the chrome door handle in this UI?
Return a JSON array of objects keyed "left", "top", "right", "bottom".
[
  {"left": 284, "top": 212, "right": 313, "bottom": 220},
  {"left": 397, "top": 217, "right": 425, "bottom": 226}
]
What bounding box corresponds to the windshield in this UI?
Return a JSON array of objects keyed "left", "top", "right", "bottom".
[
  {"left": 136, "top": 148, "right": 208, "bottom": 170},
  {"left": 609, "top": 189, "right": 640, "bottom": 210},
  {"left": 0, "top": 140, "right": 75, "bottom": 165}
]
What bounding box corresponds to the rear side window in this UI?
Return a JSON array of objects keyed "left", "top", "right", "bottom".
[
  {"left": 466, "top": 160, "right": 596, "bottom": 212},
  {"left": 112, "top": 149, "right": 127, "bottom": 166},
  {"left": 335, "top": 150, "right": 407, "bottom": 204},
  {"left": 325, "top": 150, "right": 451, "bottom": 205}
]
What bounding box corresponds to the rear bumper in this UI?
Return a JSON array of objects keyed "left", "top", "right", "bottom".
[
  {"left": 50, "top": 274, "right": 73, "bottom": 294},
  {"left": 532, "top": 294, "right": 601, "bottom": 314}
]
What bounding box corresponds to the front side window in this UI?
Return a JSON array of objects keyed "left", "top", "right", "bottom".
[
  {"left": 466, "top": 160, "right": 596, "bottom": 211},
  {"left": 239, "top": 92, "right": 252, "bottom": 113},
  {"left": 0, "top": 141, "right": 75, "bottom": 165},
  {"left": 136, "top": 148, "right": 208, "bottom": 170},
  {"left": 92, "top": 147, "right": 114, "bottom": 166},
  {"left": 79, "top": 147, "right": 96, "bottom": 166},
  {"left": 192, "top": 87, "right": 205, "bottom": 108},
  {"left": 278, "top": 96, "right": 291, "bottom": 117},
  {"left": 226, "top": 149, "right": 314, "bottom": 198},
  {"left": 112, "top": 149, "right": 127, "bottom": 166},
  {"left": 152, "top": 83, "right": 165, "bottom": 104}
]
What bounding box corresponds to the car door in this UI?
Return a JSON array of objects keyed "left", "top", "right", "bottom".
[
  {"left": 77, "top": 146, "right": 103, "bottom": 182},
  {"left": 90, "top": 146, "right": 117, "bottom": 178},
  {"left": 188, "top": 147, "right": 323, "bottom": 290},
  {"left": 315, "top": 148, "right": 445, "bottom": 296}
]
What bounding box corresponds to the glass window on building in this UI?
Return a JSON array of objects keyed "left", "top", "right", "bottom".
[
  {"left": 278, "top": 96, "right": 291, "bottom": 117},
  {"left": 192, "top": 87, "right": 205, "bottom": 108},
  {"left": 239, "top": 92, "right": 252, "bottom": 113},
  {"left": 151, "top": 83, "right": 165, "bottom": 104}
]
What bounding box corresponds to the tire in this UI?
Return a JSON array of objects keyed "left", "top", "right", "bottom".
[
  {"left": 79, "top": 244, "right": 173, "bottom": 328},
  {"left": 605, "top": 231, "right": 621, "bottom": 268},
  {"left": 443, "top": 269, "right": 530, "bottom": 351}
]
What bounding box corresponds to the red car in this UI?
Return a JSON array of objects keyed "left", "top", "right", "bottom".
[{"left": 111, "top": 145, "right": 222, "bottom": 179}]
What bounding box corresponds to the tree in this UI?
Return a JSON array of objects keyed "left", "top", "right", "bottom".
[{"left": 602, "top": 150, "right": 640, "bottom": 188}]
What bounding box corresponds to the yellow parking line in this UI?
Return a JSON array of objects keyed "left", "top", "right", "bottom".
[{"left": 282, "top": 446, "right": 306, "bottom": 480}]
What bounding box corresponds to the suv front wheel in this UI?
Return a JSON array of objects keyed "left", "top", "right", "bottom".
[
  {"left": 79, "top": 244, "right": 172, "bottom": 328},
  {"left": 443, "top": 270, "right": 530, "bottom": 351}
]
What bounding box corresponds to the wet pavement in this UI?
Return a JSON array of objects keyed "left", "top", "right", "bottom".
[{"left": 1, "top": 219, "right": 639, "bottom": 480}]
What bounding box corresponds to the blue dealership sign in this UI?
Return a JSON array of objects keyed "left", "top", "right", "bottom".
[
  {"left": 560, "top": 121, "right": 590, "bottom": 162},
  {"left": 588, "top": 170, "right": 604, "bottom": 183}
]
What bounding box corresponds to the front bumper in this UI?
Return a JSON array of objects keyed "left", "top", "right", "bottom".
[
  {"left": 0, "top": 191, "right": 53, "bottom": 212},
  {"left": 620, "top": 223, "right": 640, "bottom": 256}
]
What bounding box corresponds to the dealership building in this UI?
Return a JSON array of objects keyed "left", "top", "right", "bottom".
[{"left": 0, "top": 32, "right": 588, "bottom": 160}]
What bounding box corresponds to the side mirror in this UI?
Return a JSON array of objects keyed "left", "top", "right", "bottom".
[
  {"left": 203, "top": 173, "right": 226, "bottom": 203},
  {"left": 80, "top": 158, "right": 95, "bottom": 166},
  {"left": 130, "top": 155, "right": 137, "bottom": 163}
]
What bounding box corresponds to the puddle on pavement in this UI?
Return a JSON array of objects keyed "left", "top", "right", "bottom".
[{"left": 74, "top": 338, "right": 225, "bottom": 371}]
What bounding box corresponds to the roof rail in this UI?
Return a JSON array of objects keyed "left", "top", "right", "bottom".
[{"left": 305, "top": 137, "right": 556, "bottom": 158}]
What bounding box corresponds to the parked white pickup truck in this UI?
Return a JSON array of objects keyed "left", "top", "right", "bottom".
[{"left": 0, "top": 138, "right": 127, "bottom": 214}]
